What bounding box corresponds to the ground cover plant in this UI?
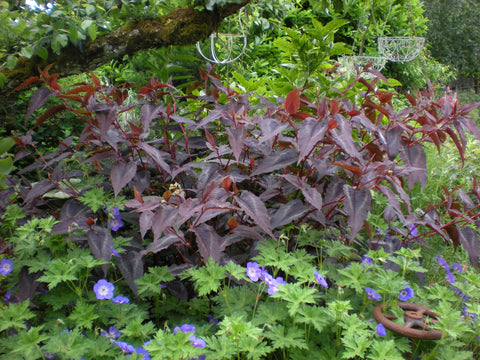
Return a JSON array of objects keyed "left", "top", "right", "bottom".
[{"left": 1, "top": 60, "right": 480, "bottom": 359}]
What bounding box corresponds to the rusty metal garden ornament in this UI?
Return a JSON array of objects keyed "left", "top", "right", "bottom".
[{"left": 373, "top": 302, "right": 442, "bottom": 340}]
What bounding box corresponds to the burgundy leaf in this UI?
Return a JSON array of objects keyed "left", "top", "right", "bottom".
[
  {"left": 87, "top": 226, "right": 114, "bottom": 276},
  {"left": 140, "top": 102, "right": 162, "bottom": 133},
  {"left": 285, "top": 87, "right": 300, "bottom": 114},
  {"left": 94, "top": 102, "right": 118, "bottom": 137},
  {"left": 258, "top": 117, "right": 289, "bottom": 143},
  {"left": 457, "top": 226, "right": 479, "bottom": 269},
  {"left": 226, "top": 124, "right": 247, "bottom": 163},
  {"left": 151, "top": 206, "right": 178, "bottom": 242},
  {"left": 139, "top": 211, "right": 154, "bottom": 239},
  {"left": 330, "top": 117, "right": 362, "bottom": 161},
  {"left": 400, "top": 144, "right": 427, "bottom": 191},
  {"left": 110, "top": 161, "right": 137, "bottom": 197},
  {"left": 232, "top": 225, "right": 265, "bottom": 241},
  {"left": 296, "top": 118, "right": 329, "bottom": 163},
  {"left": 235, "top": 191, "right": 274, "bottom": 238},
  {"left": 279, "top": 174, "right": 323, "bottom": 212},
  {"left": 51, "top": 199, "right": 92, "bottom": 234},
  {"left": 251, "top": 149, "right": 297, "bottom": 176},
  {"left": 143, "top": 233, "right": 181, "bottom": 255},
  {"left": 458, "top": 115, "right": 480, "bottom": 140},
  {"left": 385, "top": 126, "right": 403, "bottom": 160},
  {"left": 191, "top": 224, "right": 223, "bottom": 263},
  {"left": 138, "top": 142, "right": 171, "bottom": 175},
  {"left": 377, "top": 185, "right": 405, "bottom": 223},
  {"left": 25, "top": 87, "right": 53, "bottom": 125},
  {"left": 343, "top": 185, "right": 371, "bottom": 241},
  {"left": 270, "top": 200, "right": 308, "bottom": 229},
  {"left": 194, "top": 110, "right": 224, "bottom": 130},
  {"left": 118, "top": 250, "right": 143, "bottom": 296},
  {"left": 24, "top": 179, "right": 56, "bottom": 203}
]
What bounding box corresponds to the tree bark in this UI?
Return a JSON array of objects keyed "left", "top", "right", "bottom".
[{"left": 1, "top": 1, "right": 250, "bottom": 98}]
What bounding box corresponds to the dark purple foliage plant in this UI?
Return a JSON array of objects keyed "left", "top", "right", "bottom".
[{"left": 3, "top": 63, "right": 480, "bottom": 299}]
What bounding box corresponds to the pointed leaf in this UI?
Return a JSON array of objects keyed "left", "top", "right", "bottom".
[
  {"left": 226, "top": 124, "right": 247, "bottom": 163},
  {"left": 343, "top": 185, "right": 371, "bottom": 241},
  {"left": 143, "top": 233, "right": 181, "bottom": 255},
  {"left": 25, "top": 87, "right": 53, "bottom": 125},
  {"left": 236, "top": 191, "right": 274, "bottom": 238},
  {"left": 110, "top": 161, "right": 137, "bottom": 197},
  {"left": 191, "top": 224, "right": 224, "bottom": 263},
  {"left": 285, "top": 88, "right": 300, "bottom": 114},
  {"left": 400, "top": 144, "right": 427, "bottom": 191},
  {"left": 385, "top": 126, "right": 403, "bottom": 160},
  {"left": 87, "top": 226, "right": 114, "bottom": 276},
  {"left": 138, "top": 142, "right": 171, "bottom": 175},
  {"left": 296, "top": 118, "right": 328, "bottom": 163},
  {"left": 118, "top": 251, "right": 143, "bottom": 296},
  {"left": 457, "top": 226, "right": 479, "bottom": 269},
  {"left": 24, "top": 179, "right": 56, "bottom": 203},
  {"left": 270, "top": 200, "right": 308, "bottom": 229},
  {"left": 251, "top": 149, "right": 297, "bottom": 176}
]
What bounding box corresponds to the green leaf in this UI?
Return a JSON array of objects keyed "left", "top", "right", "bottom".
[
  {"left": 35, "top": 45, "right": 48, "bottom": 60},
  {"left": 0, "top": 301, "right": 35, "bottom": 332},
  {"left": 224, "top": 261, "right": 249, "bottom": 282},
  {"left": 366, "top": 339, "right": 404, "bottom": 360},
  {"left": 264, "top": 324, "right": 308, "bottom": 350},
  {"left": 88, "top": 24, "right": 97, "bottom": 41},
  {"left": 69, "top": 24, "right": 79, "bottom": 42},
  {"left": 9, "top": 326, "right": 48, "bottom": 360},
  {"left": 80, "top": 19, "right": 95, "bottom": 31},
  {"left": 272, "top": 283, "right": 319, "bottom": 317},
  {"left": 341, "top": 333, "right": 370, "bottom": 359},
  {"left": 135, "top": 266, "right": 173, "bottom": 298},
  {"left": 68, "top": 300, "right": 99, "bottom": 328},
  {"left": 51, "top": 33, "right": 69, "bottom": 54},
  {"left": 37, "top": 258, "right": 78, "bottom": 289},
  {"left": 20, "top": 46, "right": 34, "bottom": 58},
  {"left": 6, "top": 55, "right": 17, "bottom": 70},
  {"left": 182, "top": 257, "right": 226, "bottom": 296},
  {"left": 295, "top": 305, "right": 331, "bottom": 333},
  {"left": 0, "top": 157, "right": 13, "bottom": 175},
  {"left": 85, "top": 5, "right": 96, "bottom": 16},
  {"left": 78, "top": 187, "right": 107, "bottom": 212}
]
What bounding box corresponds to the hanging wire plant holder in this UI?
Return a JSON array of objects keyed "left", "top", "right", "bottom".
[
  {"left": 196, "top": 10, "right": 247, "bottom": 65},
  {"left": 339, "top": 55, "right": 386, "bottom": 78},
  {"left": 378, "top": 36, "right": 425, "bottom": 62}
]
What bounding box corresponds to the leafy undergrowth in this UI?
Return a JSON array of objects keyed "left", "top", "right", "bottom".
[{"left": 1, "top": 65, "right": 480, "bottom": 359}]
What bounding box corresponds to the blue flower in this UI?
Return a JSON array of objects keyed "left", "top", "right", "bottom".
[
  {"left": 314, "top": 269, "right": 328, "bottom": 288},
  {"left": 108, "top": 207, "right": 124, "bottom": 232},
  {"left": 101, "top": 326, "right": 121, "bottom": 343},
  {"left": 452, "top": 262, "right": 463, "bottom": 273},
  {"left": 410, "top": 224, "right": 418, "bottom": 237},
  {"left": 189, "top": 334, "right": 206, "bottom": 348},
  {"left": 365, "top": 287, "right": 381, "bottom": 301},
  {"left": 376, "top": 323, "right": 386, "bottom": 336},
  {"left": 452, "top": 286, "right": 468, "bottom": 301},
  {"left": 0, "top": 258, "right": 13, "bottom": 276},
  {"left": 112, "top": 296, "right": 129, "bottom": 305},
  {"left": 246, "top": 262, "right": 261, "bottom": 282},
  {"left": 133, "top": 347, "right": 150, "bottom": 360},
  {"left": 360, "top": 256, "right": 373, "bottom": 267},
  {"left": 267, "top": 276, "right": 286, "bottom": 295},
  {"left": 93, "top": 279, "right": 115, "bottom": 300},
  {"left": 398, "top": 285, "right": 414, "bottom": 301},
  {"left": 463, "top": 306, "right": 477, "bottom": 321},
  {"left": 435, "top": 255, "right": 450, "bottom": 271},
  {"left": 115, "top": 341, "right": 135, "bottom": 353},
  {"left": 446, "top": 270, "right": 456, "bottom": 284},
  {"left": 174, "top": 324, "right": 196, "bottom": 334},
  {"left": 110, "top": 246, "right": 121, "bottom": 258}
]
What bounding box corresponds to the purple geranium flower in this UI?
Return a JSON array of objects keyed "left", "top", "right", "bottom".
[
  {"left": 93, "top": 279, "right": 115, "bottom": 300},
  {"left": 452, "top": 262, "right": 463, "bottom": 273},
  {"left": 399, "top": 285, "right": 414, "bottom": 301},
  {"left": 446, "top": 270, "right": 456, "bottom": 284},
  {"left": 0, "top": 259, "right": 13, "bottom": 276},
  {"left": 267, "top": 276, "right": 286, "bottom": 295},
  {"left": 174, "top": 324, "right": 196, "bottom": 334},
  {"left": 360, "top": 256, "right": 373, "bottom": 267},
  {"left": 376, "top": 323, "right": 386, "bottom": 336},
  {"left": 435, "top": 255, "right": 450, "bottom": 271},
  {"left": 110, "top": 246, "right": 121, "bottom": 258},
  {"left": 112, "top": 296, "right": 129, "bottom": 305},
  {"left": 108, "top": 207, "right": 124, "bottom": 232},
  {"left": 189, "top": 334, "right": 206, "bottom": 348},
  {"left": 133, "top": 347, "right": 150, "bottom": 360},
  {"left": 246, "top": 262, "right": 261, "bottom": 282},
  {"left": 365, "top": 287, "right": 381, "bottom": 301},
  {"left": 314, "top": 269, "right": 328, "bottom": 288},
  {"left": 115, "top": 341, "right": 135, "bottom": 353},
  {"left": 463, "top": 306, "right": 478, "bottom": 321},
  {"left": 410, "top": 224, "right": 418, "bottom": 237},
  {"left": 101, "top": 326, "right": 121, "bottom": 343}
]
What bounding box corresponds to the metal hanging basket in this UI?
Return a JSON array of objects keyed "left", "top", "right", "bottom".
[
  {"left": 378, "top": 36, "right": 425, "bottom": 62},
  {"left": 339, "top": 55, "right": 386, "bottom": 78},
  {"left": 196, "top": 11, "right": 247, "bottom": 65}
]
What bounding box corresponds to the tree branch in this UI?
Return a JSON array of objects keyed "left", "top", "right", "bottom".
[{"left": 1, "top": 1, "right": 250, "bottom": 97}]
